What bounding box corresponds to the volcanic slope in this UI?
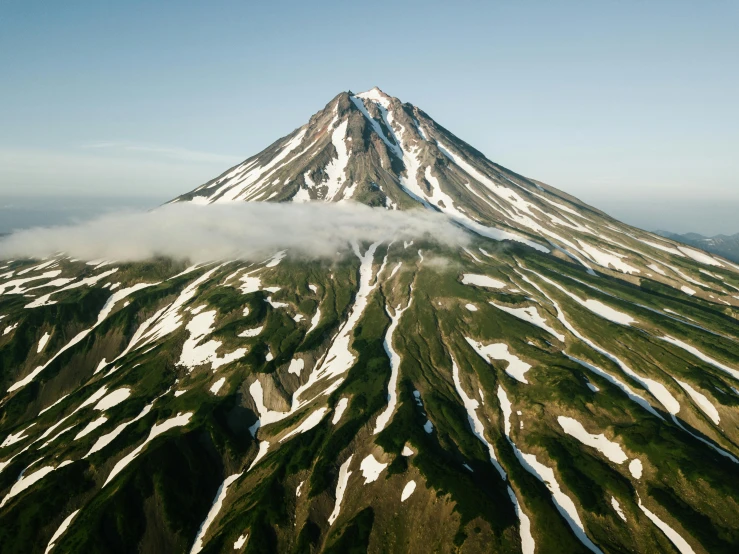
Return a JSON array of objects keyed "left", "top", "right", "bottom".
[{"left": 1, "top": 88, "right": 739, "bottom": 554}]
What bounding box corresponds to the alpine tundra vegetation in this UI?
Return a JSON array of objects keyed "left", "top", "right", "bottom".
[{"left": 1, "top": 88, "right": 739, "bottom": 554}]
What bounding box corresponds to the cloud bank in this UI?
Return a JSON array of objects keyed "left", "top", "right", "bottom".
[{"left": 0, "top": 202, "right": 468, "bottom": 262}]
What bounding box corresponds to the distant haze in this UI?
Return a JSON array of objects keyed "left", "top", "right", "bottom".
[
  {"left": 0, "top": 195, "right": 164, "bottom": 235},
  {"left": 1, "top": 1, "right": 737, "bottom": 235}
]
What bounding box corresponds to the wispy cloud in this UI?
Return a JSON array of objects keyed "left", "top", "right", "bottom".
[
  {"left": 81, "top": 141, "right": 240, "bottom": 164},
  {"left": 0, "top": 202, "right": 469, "bottom": 262}
]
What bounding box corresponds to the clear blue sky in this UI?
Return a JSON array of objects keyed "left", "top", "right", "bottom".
[{"left": 1, "top": 0, "right": 737, "bottom": 234}]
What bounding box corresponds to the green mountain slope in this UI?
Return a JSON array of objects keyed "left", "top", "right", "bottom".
[{"left": 1, "top": 88, "right": 739, "bottom": 554}]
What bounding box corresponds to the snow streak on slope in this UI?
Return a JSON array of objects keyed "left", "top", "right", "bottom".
[
  {"left": 352, "top": 91, "right": 553, "bottom": 255},
  {"left": 37, "top": 332, "right": 50, "bottom": 353},
  {"left": 279, "top": 408, "right": 328, "bottom": 442},
  {"left": 636, "top": 496, "right": 696, "bottom": 554},
  {"left": 660, "top": 335, "right": 739, "bottom": 381},
  {"left": 675, "top": 380, "right": 720, "bottom": 425},
  {"left": 85, "top": 402, "right": 154, "bottom": 457},
  {"left": 332, "top": 397, "right": 349, "bottom": 425},
  {"left": 43, "top": 509, "right": 80, "bottom": 554},
  {"left": 566, "top": 355, "right": 662, "bottom": 419},
  {"left": 215, "top": 129, "right": 308, "bottom": 202},
  {"left": 190, "top": 473, "right": 242, "bottom": 554},
  {"left": 292, "top": 242, "right": 382, "bottom": 407},
  {"left": 5, "top": 276, "right": 152, "bottom": 393},
  {"left": 521, "top": 269, "right": 681, "bottom": 415},
  {"left": 498, "top": 387, "right": 602, "bottom": 554},
  {"left": 451, "top": 358, "right": 505, "bottom": 478},
  {"left": 1, "top": 423, "right": 35, "bottom": 448},
  {"left": 450, "top": 357, "right": 534, "bottom": 553},
  {"left": 1, "top": 460, "right": 74, "bottom": 507},
  {"left": 104, "top": 412, "right": 193, "bottom": 487},
  {"left": 461, "top": 273, "right": 507, "bottom": 289},
  {"left": 322, "top": 120, "right": 350, "bottom": 201},
  {"left": 529, "top": 270, "right": 635, "bottom": 326},
  {"left": 489, "top": 302, "right": 565, "bottom": 341},
  {"left": 244, "top": 242, "right": 383, "bottom": 443},
  {"left": 108, "top": 266, "right": 223, "bottom": 366},
  {"left": 374, "top": 286, "right": 412, "bottom": 434},
  {"left": 328, "top": 456, "right": 353, "bottom": 526}
]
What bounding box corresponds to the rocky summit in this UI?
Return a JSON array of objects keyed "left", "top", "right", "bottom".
[{"left": 1, "top": 88, "right": 739, "bottom": 554}]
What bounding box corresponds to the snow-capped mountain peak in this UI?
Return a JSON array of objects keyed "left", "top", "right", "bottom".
[{"left": 173, "top": 88, "right": 739, "bottom": 296}]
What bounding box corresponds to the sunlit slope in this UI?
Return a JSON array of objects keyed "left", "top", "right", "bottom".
[
  {"left": 1, "top": 87, "right": 739, "bottom": 553},
  {"left": 1, "top": 232, "right": 738, "bottom": 553}
]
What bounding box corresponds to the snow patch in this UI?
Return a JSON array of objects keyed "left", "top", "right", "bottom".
[
  {"left": 578, "top": 241, "right": 640, "bottom": 274},
  {"left": 94, "top": 388, "right": 131, "bottom": 411},
  {"left": 611, "top": 497, "right": 627, "bottom": 522},
  {"left": 557, "top": 416, "right": 627, "bottom": 464},
  {"left": 37, "top": 332, "right": 51, "bottom": 353},
  {"left": 74, "top": 416, "right": 108, "bottom": 440},
  {"left": 210, "top": 377, "right": 226, "bottom": 395},
  {"left": 84, "top": 403, "right": 153, "bottom": 457},
  {"left": 359, "top": 454, "right": 387, "bottom": 484},
  {"left": 1, "top": 423, "right": 36, "bottom": 448},
  {"left": 332, "top": 397, "right": 349, "bottom": 425},
  {"left": 466, "top": 337, "right": 532, "bottom": 384},
  {"left": 678, "top": 246, "right": 723, "bottom": 267},
  {"left": 322, "top": 120, "right": 351, "bottom": 201},
  {"left": 401, "top": 480, "right": 416, "bottom": 502},
  {"left": 1, "top": 461, "right": 73, "bottom": 507},
  {"left": 461, "top": 273, "right": 506, "bottom": 289},
  {"left": 233, "top": 534, "right": 248, "bottom": 550},
  {"left": 238, "top": 326, "right": 263, "bottom": 338},
  {"left": 179, "top": 310, "right": 246, "bottom": 371},
  {"left": 288, "top": 358, "right": 304, "bottom": 376}
]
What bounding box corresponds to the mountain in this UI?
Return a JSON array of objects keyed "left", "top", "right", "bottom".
[
  {"left": 1, "top": 88, "right": 739, "bottom": 554},
  {"left": 656, "top": 230, "right": 739, "bottom": 264}
]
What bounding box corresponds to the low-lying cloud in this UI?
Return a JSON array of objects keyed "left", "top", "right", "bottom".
[{"left": 0, "top": 202, "right": 469, "bottom": 262}]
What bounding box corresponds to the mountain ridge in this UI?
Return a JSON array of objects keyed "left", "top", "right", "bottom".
[
  {"left": 174, "top": 86, "right": 738, "bottom": 284},
  {"left": 656, "top": 230, "right": 739, "bottom": 264}
]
